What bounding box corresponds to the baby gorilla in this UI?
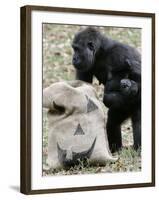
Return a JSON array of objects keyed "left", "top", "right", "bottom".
[
  {"left": 104, "top": 78, "right": 139, "bottom": 108},
  {"left": 104, "top": 77, "right": 140, "bottom": 152}
]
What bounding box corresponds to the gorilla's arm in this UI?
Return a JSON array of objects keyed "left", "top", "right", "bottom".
[{"left": 76, "top": 70, "right": 93, "bottom": 83}]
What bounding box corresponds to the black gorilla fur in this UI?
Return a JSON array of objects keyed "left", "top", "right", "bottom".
[{"left": 72, "top": 27, "right": 141, "bottom": 152}]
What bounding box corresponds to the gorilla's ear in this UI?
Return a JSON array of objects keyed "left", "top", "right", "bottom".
[{"left": 87, "top": 41, "right": 95, "bottom": 51}]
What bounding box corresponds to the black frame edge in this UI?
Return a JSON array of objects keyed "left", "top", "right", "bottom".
[
  {"left": 151, "top": 13, "right": 155, "bottom": 187},
  {"left": 20, "top": 6, "right": 32, "bottom": 194},
  {"left": 24, "top": 5, "right": 155, "bottom": 17}
]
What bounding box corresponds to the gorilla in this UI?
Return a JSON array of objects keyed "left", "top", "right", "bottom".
[
  {"left": 105, "top": 78, "right": 139, "bottom": 108},
  {"left": 72, "top": 27, "right": 141, "bottom": 152}
]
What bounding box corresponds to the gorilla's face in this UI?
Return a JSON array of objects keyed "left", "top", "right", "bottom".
[
  {"left": 72, "top": 27, "right": 102, "bottom": 72},
  {"left": 120, "top": 79, "right": 138, "bottom": 96},
  {"left": 72, "top": 40, "right": 95, "bottom": 72}
]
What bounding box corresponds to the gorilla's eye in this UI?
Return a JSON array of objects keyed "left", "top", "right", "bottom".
[
  {"left": 74, "top": 47, "right": 79, "bottom": 52},
  {"left": 72, "top": 44, "right": 80, "bottom": 52},
  {"left": 87, "top": 42, "right": 94, "bottom": 51}
]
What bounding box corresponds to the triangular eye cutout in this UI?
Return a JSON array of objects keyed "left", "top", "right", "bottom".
[
  {"left": 87, "top": 98, "right": 98, "bottom": 113},
  {"left": 74, "top": 124, "right": 85, "bottom": 135}
]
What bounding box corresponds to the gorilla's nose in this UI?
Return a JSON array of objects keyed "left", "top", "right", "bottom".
[
  {"left": 72, "top": 57, "right": 77, "bottom": 65},
  {"left": 73, "top": 57, "right": 77, "bottom": 62},
  {"left": 72, "top": 57, "right": 80, "bottom": 66}
]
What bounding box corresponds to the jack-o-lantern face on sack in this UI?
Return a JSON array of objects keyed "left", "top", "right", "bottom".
[{"left": 43, "top": 80, "right": 117, "bottom": 169}]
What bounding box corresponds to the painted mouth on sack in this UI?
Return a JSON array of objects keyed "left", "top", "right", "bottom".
[{"left": 57, "top": 137, "right": 97, "bottom": 168}]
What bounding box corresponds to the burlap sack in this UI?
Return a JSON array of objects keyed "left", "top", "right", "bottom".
[{"left": 43, "top": 80, "right": 117, "bottom": 169}]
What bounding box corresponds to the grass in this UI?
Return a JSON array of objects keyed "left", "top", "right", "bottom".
[{"left": 42, "top": 24, "right": 141, "bottom": 176}]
